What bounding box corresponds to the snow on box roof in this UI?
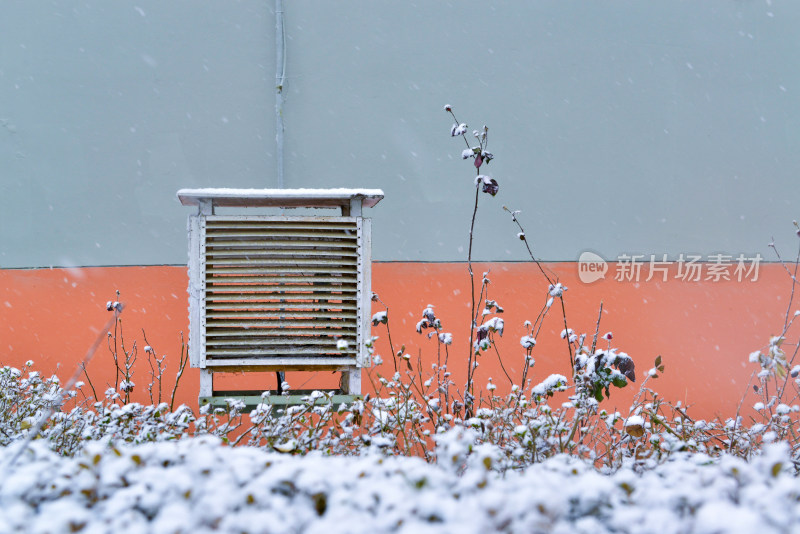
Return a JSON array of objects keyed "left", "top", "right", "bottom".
[{"left": 177, "top": 188, "right": 385, "bottom": 209}]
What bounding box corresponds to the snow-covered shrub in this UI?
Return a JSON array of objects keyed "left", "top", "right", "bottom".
[
  {"left": 0, "top": 362, "right": 64, "bottom": 447},
  {"left": 4, "top": 435, "right": 799, "bottom": 533},
  {"left": 0, "top": 361, "right": 196, "bottom": 456}
]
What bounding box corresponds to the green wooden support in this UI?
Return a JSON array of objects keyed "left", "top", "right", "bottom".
[{"left": 199, "top": 390, "right": 361, "bottom": 412}]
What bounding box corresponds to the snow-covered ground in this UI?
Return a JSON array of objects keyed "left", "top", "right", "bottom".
[{"left": 1, "top": 436, "right": 798, "bottom": 534}]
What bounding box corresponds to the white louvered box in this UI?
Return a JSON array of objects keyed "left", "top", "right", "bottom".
[{"left": 178, "top": 188, "right": 384, "bottom": 404}]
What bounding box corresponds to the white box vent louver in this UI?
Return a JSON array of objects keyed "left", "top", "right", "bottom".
[
  {"left": 203, "top": 216, "right": 361, "bottom": 360},
  {"left": 178, "top": 189, "right": 384, "bottom": 402}
]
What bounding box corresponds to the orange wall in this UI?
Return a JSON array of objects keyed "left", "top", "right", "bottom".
[{"left": 0, "top": 263, "right": 791, "bottom": 420}]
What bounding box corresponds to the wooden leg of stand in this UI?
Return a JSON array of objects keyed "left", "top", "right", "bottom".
[
  {"left": 339, "top": 368, "right": 361, "bottom": 395},
  {"left": 200, "top": 369, "right": 213, "bottom": 397}
]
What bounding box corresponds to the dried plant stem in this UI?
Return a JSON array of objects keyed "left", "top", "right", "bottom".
[
  {"left": 502, "top": 206, "right": 557, "bottom": 286},
  {"left": 559, "top": 297, "right": 575, "bottom": 370},
  {"left": 81, "top": 363, "right": 98, "bottom": 403},
  {"left": 504, "top": 206, "right": 575, "bottom": 370},
  {"left": 769, "top": 235, "right": 800, "bottom": 333},
  {"left": 170, "top": 332, "right": 189, "bottom": 411},
  {"left": 465, "top": 186, "right": 480, "bottom": 416},
  {"left": 491, "top": 342, "right": 514, "bottom": 386},
  {"left": 563, "top": 413, "right": 581, "bottom": 453},
  {"left": 373, "top": 294, "right": 398, "bottom": 373},
  {"left": 590, "top": 302, "right": 604, "bottom": 355}
]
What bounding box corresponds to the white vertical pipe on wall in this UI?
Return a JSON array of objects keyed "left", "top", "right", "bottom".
[
  {"left": 274, "top": 0, "right": 287, "bottom": 389},
  {"left": 275, "top": 0, "right": 286, "bottom": 189}
]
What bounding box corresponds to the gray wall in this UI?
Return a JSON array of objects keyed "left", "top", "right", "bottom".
[{"left": 2, "top": 1, "right": 798, "bottom": 267}]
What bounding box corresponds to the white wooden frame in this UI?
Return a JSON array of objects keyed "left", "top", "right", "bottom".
[{"left": 178, "top": 188, "right": 383, "bottom": 397}]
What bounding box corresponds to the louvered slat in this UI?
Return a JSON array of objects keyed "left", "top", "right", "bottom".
[
  {"left": 206, "top": 302, "right": 358, "bottom": 313},
  {"left": 205, "top": 328, "right": 356, "bottom": 337},
  {"left": 205, "top": 252, "right": 357, "bottom": 261},
  {"left": 207, "top": 266, "right": 354, "bottom": 274}
]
